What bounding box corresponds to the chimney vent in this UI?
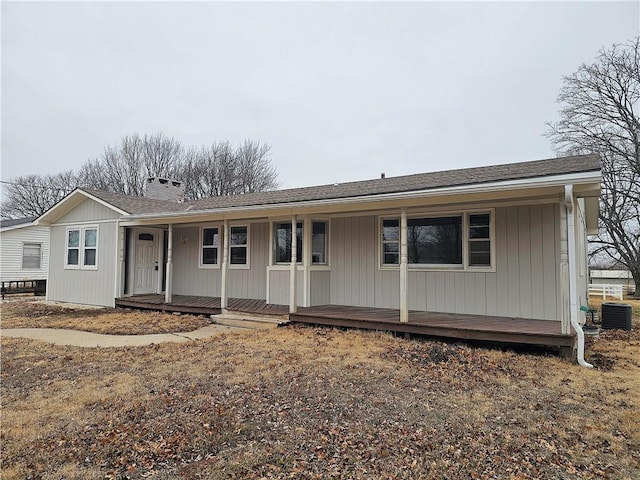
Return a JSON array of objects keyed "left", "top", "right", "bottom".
[{"left": 380, "top": 173, "right": 386, "bottom": 179}]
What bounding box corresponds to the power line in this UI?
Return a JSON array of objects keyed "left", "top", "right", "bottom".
[{"left": 0, "top": 180, "right": 70, "bottom": 192}]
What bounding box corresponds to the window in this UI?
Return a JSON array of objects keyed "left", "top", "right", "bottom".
[
  {"left": 66, "top": 229, "right": 80, "bottom": 266},
  {"left": 381, "top": 219, "right": 399, "bottom": 265},
  {"left": 380, "top": 212, "right": 492, "bottom": 269},
  {"left": 22, "top": 243, "right": 42, "bottom": 269},
  {"left": 468, "top": 213, "right": 491, "bottom": 267},
  {"left": 66, "top": 226, "right": 98, "bottom": 269},
  {"left": 311, "top": 221, "right": 328, "bottom": 264},
  {"left": 274, "top": 222, "right": 303, "bottom": 263},
  {"left": 407, "top": 216, "right": 462, "bottom": 265},
  {"left": 201, "top": 227, "right": 219, "bottom": 266},
  {"left": 230, "top": 226, "right": 248, "bottom": 265},
  {"left": 84, "top": 228, "right": 97, "bottom": 267}
]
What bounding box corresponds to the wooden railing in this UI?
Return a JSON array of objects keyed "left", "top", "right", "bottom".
[
  {"left": 588, "top": 283, "right": 624, "bottom": 301},
  {"left": 1, "top": 280, "right": 46, "bottom": 300}
]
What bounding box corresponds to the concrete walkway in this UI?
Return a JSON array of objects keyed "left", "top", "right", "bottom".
[{"left": 0, "top": 324, "right": 242, "bottom": 347}]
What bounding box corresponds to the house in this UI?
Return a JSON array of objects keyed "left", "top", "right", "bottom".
[
  {"left": 590, "top": 269, "right": 635, "bottom": 296},
  {"left": 0, "top": 216, "right": 49, "bottom": 295},
  {"left": 36, "top": 154, "right": 601, "bottom": 364}
]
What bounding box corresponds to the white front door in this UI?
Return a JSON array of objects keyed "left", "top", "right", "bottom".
[{"left": 134, "top": 229, "right": 160, "bottom": 294}]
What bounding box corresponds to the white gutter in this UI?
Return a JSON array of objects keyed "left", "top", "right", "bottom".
[{"left": 565, "top": 185, "right": 593, "bottom": 368}]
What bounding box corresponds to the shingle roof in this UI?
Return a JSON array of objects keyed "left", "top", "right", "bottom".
[
  {"left": 80, "top": 189, "right": 189, "bottom": 215},
  {"left": 0, "top": 216, "right": 37, "bottom": 229},
  {"left": 187, "top": 154, "right": 601, "bottom": 211},
  {"left": 81, "top": 154, "right": 601, "bottom": 216}
]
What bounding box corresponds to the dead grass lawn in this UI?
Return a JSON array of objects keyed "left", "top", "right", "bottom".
[
  {"left": 0, "top": 299, "right": 210, "bottom": 334},
  {"left": 2, "top": 305, "right": 639, "bottom": 479}
]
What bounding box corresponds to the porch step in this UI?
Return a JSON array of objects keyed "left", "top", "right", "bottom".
[{"left": 212, "top": 310, "right": 290, "bottom": 330}]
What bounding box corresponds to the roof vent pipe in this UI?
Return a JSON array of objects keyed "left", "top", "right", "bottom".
[{"left": 381, "top": 173, "right": 386, "bottom": 179}]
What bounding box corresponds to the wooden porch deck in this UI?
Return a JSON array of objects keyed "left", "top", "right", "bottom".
[
  {"left": 115, "top": 294, "right": 289, "bottom": 316},
  {"left": 115, "top": 295, "right": 574, "bottom": 350}
]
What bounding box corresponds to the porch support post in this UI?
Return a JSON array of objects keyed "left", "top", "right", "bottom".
[
  {"left": 559, "top": 199, "right": 570, "bottom": 335},
  {"left": 290, "top": 215, "right": 297, "bottom": 314},
  {"left": 221, "top": 220, "right": 229, "bottom": 310},
  {"left": 400, "top": 208, "right": 409, "bottom": 323},
  {"left": 112, "top": 221, "right": 124, "bottom": 306},
  {"left": 165, "top": 224, "right": 173, "bottom": 304}
]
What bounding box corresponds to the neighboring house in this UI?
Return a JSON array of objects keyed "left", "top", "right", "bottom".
[
  {"left": 0, "top": 216, "right": 49, "bottom": 289},
  {"left": 36, "top": 154, "right": 601, "bottom": 359}
]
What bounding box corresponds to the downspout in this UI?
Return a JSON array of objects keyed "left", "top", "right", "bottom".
[{"left": 565, "top": 185, "right": 593, "bottom": 368}]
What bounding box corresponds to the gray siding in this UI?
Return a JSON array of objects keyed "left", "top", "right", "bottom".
[
  {"left": 171, "top": 222, "right": 269, "bottom": 299},
  {"left": 48, "top": 222, "right": 118, "bottom": 307},
  {"left": 329, "top": 205, "right": 561, "bottom": 320},
  {"left": 310, "top": 270, "right": 331, "bottom": 306},
  {"left": 0, "top": 225, "right": 49, "bottom": 282},
  {"left": 57, "top": 198, "right": 121, "bottom": 223},
  {"left": 268, "top": 269, "right": 304, "bottom": 305},
  {"left": 330, "top": 216, "right": 399, "bottom": 309},
  {"left": 171, "top": 226, "right": 221, "bottom": 297}
]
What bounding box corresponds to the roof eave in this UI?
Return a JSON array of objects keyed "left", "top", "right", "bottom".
[{"left": 121, "top": 169, "right": 601, "bottom": 224}]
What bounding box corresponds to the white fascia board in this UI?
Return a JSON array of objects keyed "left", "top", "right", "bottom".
[
  {"left": 36, "top": 189, "right": 129, "bottom": 225},
  {"left": 122, "top": 170, "right": 602, "bottom": 224},
  {"left": 0, "top": 222, "right": 36, "bottom": 233}
]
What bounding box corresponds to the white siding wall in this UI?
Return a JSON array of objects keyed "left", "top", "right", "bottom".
[
  {"left": 48, "top": 222, "right": 118, "bottom": 307},
  {"left": 329, "top": 205, "right": 561, "bottom": 320},
  {"left": 0, "top": 225, "right": 49, "bottom": 281},
  {"left": 267, "top": 268, "right": 304, "bottom": 305}
]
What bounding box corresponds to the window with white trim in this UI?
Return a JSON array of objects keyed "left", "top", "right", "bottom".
[
  {"left": 274, "top": 222, "right": 302, "bottom": 263},
  {"left": 65, "top": 226, "right": 99, "bottom": 269},
  {"left": 468, "top": 213, "right": 491, "bottom": 267},
  {"left": 380, "top": 212, "right": 493, "bottom": 269},
  {"left": 22, "top": 243, "right": 42, "bottom": 269},
  {"left": 200, "top": 226, "right": 220, "bottom": 267},
  {"left": 230, "top": 226, "right": 248, "bottom": 266},
  {"left": 311, "top": 221, "right": 328, "bottom": 264}
]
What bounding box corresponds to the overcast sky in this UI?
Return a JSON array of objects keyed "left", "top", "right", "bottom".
[{"left": 2, "top": 1, "right": 639, "bottom": 192}]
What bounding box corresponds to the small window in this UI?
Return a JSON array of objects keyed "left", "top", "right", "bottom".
[
  {"left": 22, "top": 243, "right": 41, "bottom": 269},
  {"left": 83, "top": 228, "right": 98, "bottom": 267},
  {"left": 138, "top": 233, "right": 154, "bottom": 241},
  {"left": 312, "top": 221, "right": 327, "bottom": 264},
  {"left": 468, "top": 213, "right": 491, "bottom": 267},
  {"left": 381, "top": 219, "right": 399, "bottom": 265},
  {"left": 274, "top": 222, "right": 303, "bottom": 263},
  {"left": 201, "top": 227, "right": 219, "bottom": 266},
  {"left": 230, "top": 226, "right": 248, "bottom": 265},
  {"left": 67, "top": 229, "right": 80, "bottom": 266}
]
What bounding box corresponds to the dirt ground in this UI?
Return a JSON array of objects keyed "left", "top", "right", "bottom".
[{"left": 1, "top": 300, "right": 639, "bottom": 479}]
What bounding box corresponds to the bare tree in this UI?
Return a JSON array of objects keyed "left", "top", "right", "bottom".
[
  {"left": 1, "top": 171, "right": 80, "bottom": 219},
  {"left": 2, "top": 134, "right": 280, "bottom": 218},
  {"left": 179, "top": 140, "right": 279, "bottom": 199},
  {"left": 235, "top": 140, "right": 279, "bottom": 194},
  {"left": 546, "top": 37, "right": 640, "bottom": 297}
]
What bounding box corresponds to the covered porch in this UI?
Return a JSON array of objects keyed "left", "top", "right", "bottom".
[{"left": 115, "top": 294, "right": 575, "bottom": 353}]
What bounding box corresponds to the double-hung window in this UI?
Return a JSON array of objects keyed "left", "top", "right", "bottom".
[
  {"left": 230, "top": 226, "right": 248, "bottom": 266},
  {"left": 66, "top": 226, "right": 98, "bottom": 269},
  {"left": 274, "top": 222, "right": 303, "bottom": 263},
  {"left": 380, "top": 211, "right": 493, "bottom": 270},
  {"left": 201, "top": 227, "right": 220, "bottom": 267},
  {"left": 22, "top": 243, "right": 42, "bottom": 269},
  {"left": 311, "top": 221, "right": 328, "bottom": 264}
]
